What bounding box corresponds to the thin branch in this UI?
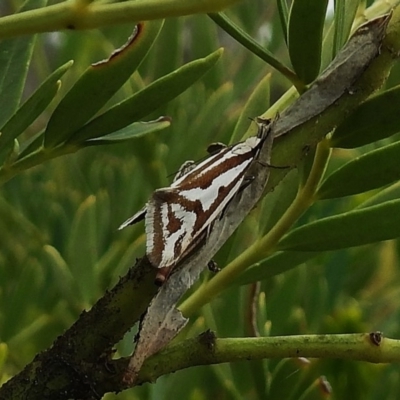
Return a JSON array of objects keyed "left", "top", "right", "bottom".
[
  {"left": 135, "top": 332, "right": 400, "bottom": 384},
  {"left": 0, "top": 0, "right": 241, "bottom": 39}
]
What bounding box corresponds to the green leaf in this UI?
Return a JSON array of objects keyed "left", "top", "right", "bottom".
[
  {"left": 318, "top": 140, "right": 400, "bottom": 199},
  {"left": 66, "top": 196, "right": 99, "bottom": 306},
  {"left": 277, "top": 0, "right": 289, "bottom": 44},
  {"left": 278, "top": 199, "right": 400, "bottom": 251},
  {"left": 67, "top": 49, "right": 223, "bottom": 143},
  {"left": 233, "top": 251, "right": 318, "bottom": 286},
  {"left": 44, "top": 20, "right": 164, "bottom": 148},
  {"left": 0, "top": 343, "right": 8, "bottom": 372},
  {"left": 208, "top": 13, "right": 302, "bottom": 89},
  {"left": 17, "top": 130, "right": 44, "bottom": 159},
  {"left": 288, "top": 0, "right": 329, "bottom": 84},
  {"left": 332, "top": 0, "right": 360, "bottom": 56},
  {"left": 43, "top": 245, "right": 82, "bottom": 308},
  {"left": 0, "top": 0, "right": 47, "bottom": 128},
  {"left": 320, "top": 19, "right": 335, "bottom": 69},
  {"left": 230, "top": 73, "right": 270, "bottom": 143},
  {"left": 260, "top": 170, "right": 299, "bottom": 234},
  {"left": 184, "top": 82, "right": 233, "bottom": 146},
  {"left": 85, "top": 117, "right": 171, "bottom": 146},
  {"left": 356, "top": 181, "right": 400, "bottom": 209},
  {"left": 0, "top": 61, "right": 72, "bottom": 162},
  {"left": 2, "top": 259, "right": 41, "bottom": 339},
  {"left": 190, "top": 14, "right": 222, "bottom": 89},
  {"left": 332, "top": 85, "right": 400, "bottom": 148},
  {"left": 147, "top": 18, "right": 184, "bottom": 80}
]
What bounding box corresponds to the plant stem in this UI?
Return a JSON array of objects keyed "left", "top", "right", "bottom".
[
  {"left": 0, "top": 0, "right": 241, "bottom": 39},
  {"left": 139, "top": 332, "right": 400, "bottom": 383}
]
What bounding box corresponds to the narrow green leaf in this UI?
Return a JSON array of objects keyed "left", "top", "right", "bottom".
[
  {"left": 260, "top": 169, "right": 299, "bottom": 234},
  {"left": 147, "top": 18, "right": 184, "bottom": 80},
  {"left": 288, "top": 0, "right": 329, "bottom": 84},
  {"left": 279, "top": 199, "right": 400, "bottom": 251},
  {"left": 0, "top": 343, "right": 8, "bottom": 372},
  {"left": 7, "top": 314, "right": 51, "bottom": 348},
  {"left": 333, "top": 0, "right": 360, "bottom": 56},
  {"left": 277, "top": 0, "right": 289, "bottom": 44},
  {"left": 231, "top": 73, "right": 270, "bottom": 143},
  {"left": 356, "top": 181, "right": 400, "bottom": 209},
  {"left": 85, "top": 117, "right": 171, "bottom": 146},
  {"left": 209, "top": 13, "right": 303, "bottom": 90},
  {"left": 43, "top": 245, "right": 82, "bottom": 308},
  {"left": 0, "top": 0, "right": 47, "bottom": 127},
  {"left": 185, "top": 82, "right": 233, "bottom": 146},
  {"left": 332, "top": 85, "right": 400, "bottom": 148},
  {"left": 66, "top": 196, "right": 99, "bottom": 306},
  {"left": 321, "top": 19, "right": 335, "bottom": 69},
  {"left": 0, "top": 61, "right": 72, "bottom": 162},
  {"left": 233, "top": 251, "right": 318, "bottom": 286},
  {"left": 44, "top": 20, "right": 164, "bottom": 148},
  {"left": 17, "top": 130, "right": 44, "bottom": 159},
  {"left": 67, "top": 49, "right": 223, "bottom": 143},
  {"left": 190, "top": 15, "right": 220, "bottom": 84},
  {"left": 2, "top": 260, "right": 40, "bottom": 339},
  {"left": 318, "top": 140, "right": 400, "bottom": 199}
]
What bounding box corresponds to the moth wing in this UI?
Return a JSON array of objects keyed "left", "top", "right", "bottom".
[
  {"left": 178, "top": 155, "right": 252, "bottom": 243},
  {"left": 146, "top": 188, "right": 197, "bottom": 270},
  {"left": 118, "top": 205, "right": 147, "bottom": 230}
]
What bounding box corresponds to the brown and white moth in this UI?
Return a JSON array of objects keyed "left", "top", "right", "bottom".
[{"left": 119, "top": 118, "right": 272, "bottom": 285}]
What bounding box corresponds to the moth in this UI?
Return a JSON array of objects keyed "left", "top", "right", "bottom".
[{"left": 119, "top": 118, "right": 272, "bottom": 285}]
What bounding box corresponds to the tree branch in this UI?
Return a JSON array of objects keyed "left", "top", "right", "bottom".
[{"left": 0, "top": 259, "right": 158, "bottom": 399}]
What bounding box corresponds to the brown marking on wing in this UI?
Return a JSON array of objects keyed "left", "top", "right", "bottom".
[
  {"left": 167, "top": 203, "right": 182, "bottom": 234},
  {"left": 178, "top": 150, "right": 258, "bottom": 191}
]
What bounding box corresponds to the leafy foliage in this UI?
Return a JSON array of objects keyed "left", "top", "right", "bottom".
[{"left": 1, "top": 0, "right": 400, "bottom": 399}]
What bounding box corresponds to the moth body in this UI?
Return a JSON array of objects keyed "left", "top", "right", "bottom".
[{"left": 119, "top": 118, "right": 272, "bottom": 285}]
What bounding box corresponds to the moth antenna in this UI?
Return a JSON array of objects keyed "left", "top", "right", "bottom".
[{"left": 257, "top": 161, "right": 290, "bottom": 170}]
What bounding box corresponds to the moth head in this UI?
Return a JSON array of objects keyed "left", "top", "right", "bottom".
[
  {"left": 255, "top": 117, "right": 274, "bottom": 145},
  {"left": 255, "top": 116, "right": 271, "bottom": 128},
  {"left": 173, "top": 160, "right": 196, "bottom": 182}
]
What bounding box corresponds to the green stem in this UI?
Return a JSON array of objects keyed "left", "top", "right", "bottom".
[
  {"left": 139, "top": 333, "right": 400, "bottom": 383},
  {"left": 208, "top": 12, "right": 306, "bottom": 92},
  {"left": 0, "top": 0, "right": 241, "bottom": 39},
  {"left": 179, "top": 139, "right": 331, "bottom": 316}
]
